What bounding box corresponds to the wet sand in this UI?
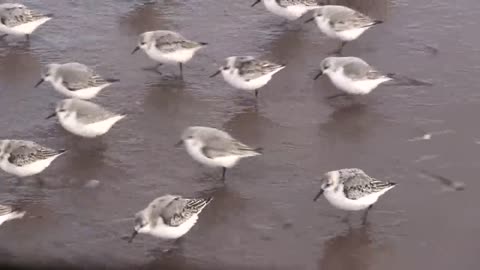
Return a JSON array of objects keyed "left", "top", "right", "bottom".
[{"left": 0, "top": 0, "right": 478, "bottom": 269}]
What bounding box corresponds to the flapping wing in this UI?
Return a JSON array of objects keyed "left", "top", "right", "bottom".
[{"left": 161, "top": 197, "right": 212, "bottom": 227}]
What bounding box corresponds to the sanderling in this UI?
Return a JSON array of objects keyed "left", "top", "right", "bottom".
[
  {"left": 0, "top": 3, "right": 52, "bottom": 40},
  {"left": 313, "top": 56, "right": 393, "bottom": 98},
  {"left": 128, "top": 194, "right": 213, "bottom": 242},
  {"left": 210, "top": 56, "right": 285, "bottom": 97},
  {"left": 313, "top": 168, "right": 396, "bottom": 223},
  {"left": 305, "top": 5, "right": 382, "bottom": 53},
  {"left": 131, "top": 30, "right": 207, "bottom": 78},
  {"left": 46, "top": 99, "right": 126, "bottom": 138},
  {"left": 251, "top": 0, "right": 320, "bottom": 21},
  {"left": 0, "top": 140, "right": 66, "bottom": 177},
  {"left": 176, "top": 126, "right": 262, "bottom": 180},
  {"left": 35, "top": 62, "right": 119, "bottom": 100},
  {"left": 0, "top": 204, "right": 25, "bottom": 226}
]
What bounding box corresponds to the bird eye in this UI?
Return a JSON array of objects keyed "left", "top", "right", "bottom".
[
  {"left": 188, "top": 135, "right": 194, "bottom": 139},
  {"left": 222, "top": 67, "right": 229, "bottom": 71},
  {"left": 140, "top": 42, "right": 146, "bottom": 45},
  {"left": 58, "top": 109, "right": 66, "bottom": 113}
]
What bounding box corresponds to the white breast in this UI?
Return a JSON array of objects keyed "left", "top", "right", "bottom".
[
  {"left": 145, "top": 47, "right": 200, "bottom": 64},
  {"left": 0, "top": 153, "right": 63, "bottom": 177},
  {"left": 327, "top": 69, "right": 390, "bottom": 95},
  {"left": 59, "top": 114, "right": 125, "bottom": 138},
  {"left": 0, "top": 17, "right": 51, "bottom": 36},
  {"left": 142, "top": 215, "right": 199, "bottom": 240}
]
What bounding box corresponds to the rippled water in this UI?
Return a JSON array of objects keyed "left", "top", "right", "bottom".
[{"left": 0, "top": 0, "right": 478, "bottom": 269}]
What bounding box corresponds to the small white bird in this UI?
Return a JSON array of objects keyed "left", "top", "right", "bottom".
[
  {"left": 131, "top": 30, "right": 207, "bottom": 78},
  {"left": 0, "top": 3, "right": 52, "bottom": 40},
  {"left": 313, "top": 168, "right": 396, "bottom": 222},
  {"left": 0, "top": 204, "right": 25, "bottom": 226},
  {"left": 314, "top": 56, "right": 393, "bottom": 98},
  {"left": 128, "top": 194, "right": 213, "bottom": 242},
  {"left": 305, "top": 5, "right": 383, "bottom": 53},
  {"left": 176, "top": 126, "right": 262, "bottom": 180},
  {"left": 0, "top": 140, "right": 66, "bottom": 177},
  {"left": 35, "top": 62, "right": 120, "bottom": 100},
  {"left": 210, "top": 56, "right": 285, "bottom": 97},
  {"left": 251, "top": 0, "right": 320, "bottom": 21},
  {"left": 46, "top": 99, "right": 126, "bottom": 138}
]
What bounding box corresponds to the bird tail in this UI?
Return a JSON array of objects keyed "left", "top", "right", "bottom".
[
  {"left": 105, "top": 78, "right": 120, "bottom": 83},
  {"left": 58, "top": 149, "right": 68, "bottom": 155},
  {"left": 44, "top": 13, "right": 54, "bottom": 18},
  {"left": 187, "top": 197, "right": 213, "bottom": 213},
  {"left": 369, "top": 20, "right": 383, "bottom": 27},
  {"left": 254, "top": 147, "right": 263, "bottom": 154}
]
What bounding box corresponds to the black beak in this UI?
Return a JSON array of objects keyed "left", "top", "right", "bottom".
[
  {"left": 127, "top": 230, "right": 138, "bottom": 243},
  {"left": 45, "top": 112, "right": 56, "bottom": 119},
  {"left": 131, "top": 46, "right": 140, "bottom": 55},
  {"left": 209, "top": 70, "right": 221, "bottom": 78},
  {"left": 34, "top": 78, "right": 44, "bottom": 88},
  {"left": 304, "top": 17, "right": 315, "bottom": 24},
  {"left": 174, "top": 140, "right": 184, "bottom": 147},
  {"left": 251, "top": 0, "right": 261, "bottom": 7},
  {"left": 313, "top": 189, "right": 324, "bottom": 201},
  {"left": 314, "top": 70, "right": 323, "bottom": 80}
]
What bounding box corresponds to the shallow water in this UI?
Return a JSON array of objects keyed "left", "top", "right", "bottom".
[{"left": 0, "top": 0, "right": 478, "bottom": 269}]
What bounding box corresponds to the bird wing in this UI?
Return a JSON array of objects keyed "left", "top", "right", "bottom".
[
  {"left": 0, "top": 4, "right": 48, "bottom": 27},
  {"left": 7, "top": 141, "right": 61, "bottom": 167},
  {"left": 342, "top": 61, "right": 381, "bottom": 81},
  {"left": 277, "top": 0, "right": 319, "bottom": 7},
  {"left": 160, "top": 197, "right": 212, "bottom": 227},
  {"left": 154, "top": 32, "right": 200, "bottom": 53},
  {"left": 329, "top": 9, "right": 374, "bottom": 31},
  {"left": 60, "top": 64, "right": 95, "bottom": 91},
  {"left": 341, "top": 169, "right": 394, "bottom": 200},
  {"left": 201, "top": 135, "right": 260, "bottom": 159},
  {"left": 237, "top": 59, "right": 284, "bottom": 81},
  {"left": 72, "top": 100, "right": 117, "bottom": 124}
]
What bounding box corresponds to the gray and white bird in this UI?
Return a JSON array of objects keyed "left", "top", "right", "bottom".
[
  {"left": 313, "top": 168, "right": 396, "bottom": 222},
  {"left": 176, "top": 126, "right": 262, "bottom": 180},
  {"left": 305, "top": 5, "right": 382, "bottom": 53},
  {"left": 0, "top": 140, "right": 66, "bottom": 177},
  {"left": 128, "top": 194, "right": 213, "bottom": 242},
  {"left": 314, "top": 56, "right": 393, "bottom": 98},
  {"left": 210, "top": 56, "right": 285, "bottom": 97},
  {"left": 46, "top": 99, "right": 125, "bottom": 138},
  {"left": 35, "top": 62, "right": 119, "bottom": 100},
  {"left": 0, "top": 204, "right": 25, "bottom": 226},
  {"left": 251, "top": 0, "right": 321, "bottom": 21},
  {"left": 0, "top": 3, "right": 52, "bottom": 40},
  {"left": 131, "top": 30, "right": 207, "bottom": 78}
]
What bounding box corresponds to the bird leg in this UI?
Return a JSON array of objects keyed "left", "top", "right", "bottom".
[
  {"left": 331, "top": 41, "right": 347, "bottom": 55},
  {"left": 221, "top": 167, "right": 227, "bottom": 181},
  {"left": 25, "top": 34, "right": 30, "bottom": 41},
  {"left": 362, "top": 204, "right": 373, "bottom": 225},
  {"left": 255, "top": 89, "right": 259, "bottom": 98},
  {"left": 178, "top": 63, "right": 183, "bottom": 79}
]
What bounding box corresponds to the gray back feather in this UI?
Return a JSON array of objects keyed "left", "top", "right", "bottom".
[
  {"left": 338, "top": 168, "right": 395, "bottom": 200},
  {"left": 323, "top": 5, "right": 374, "bottom": 31},
  {"left": 235, "top": 58, "right": 285, "bottom": 81},
  {"left": 67, "top": 99, "right": 118, "bottom": 124},
  {"left": 57, "top": 63, "right": 108, "bottom": 90},
  {"left": 338, "top": 58, "right": 383, "bottom": 80},
  {"left": 3, "top": 140, "right": 61, "bottom": 167},
  {"left": 277, "top": 0, "right": 320, "bottom": 7},
  {"left": 151, "top": 31, "right": 201, "bottom": 53},
  {"left": 150, "top": 195, "right": 212, "bottom": 227},
  {"left": 0, "top": 4, "right": 48, "bottom": 27},
  {"left": 0, "top": 204, "right": 14, "bottom": 216}
]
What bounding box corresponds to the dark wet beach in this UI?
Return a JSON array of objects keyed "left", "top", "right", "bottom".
[{"left": 0, "top": 0, "right": 479, "bottom": 269}]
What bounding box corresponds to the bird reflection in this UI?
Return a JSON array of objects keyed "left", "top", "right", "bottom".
[{"left": 318, "top": 223, "right": 375, "bottom": 270}]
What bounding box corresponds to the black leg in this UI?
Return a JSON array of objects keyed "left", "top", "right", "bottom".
[
  {"left": 25, "top": 34, "right": 30, "bottom": 41},
  {"left": 330, "top": 41, "right": 347, "bottom": 55},
  {"left": 179, "top": 63, "right": 183, "bottom": 78},
  {"left": 221, "top": 167, "right": 226, "bottom": 181},
  {"left": 326, "top": 93, "right": 349, "bottom": 100},
  {"left": 362, "top": 204, "right": 373, "bottom": 225},
  {"left": 255, "top": 89, "right": 259, "bottom": 98}
]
